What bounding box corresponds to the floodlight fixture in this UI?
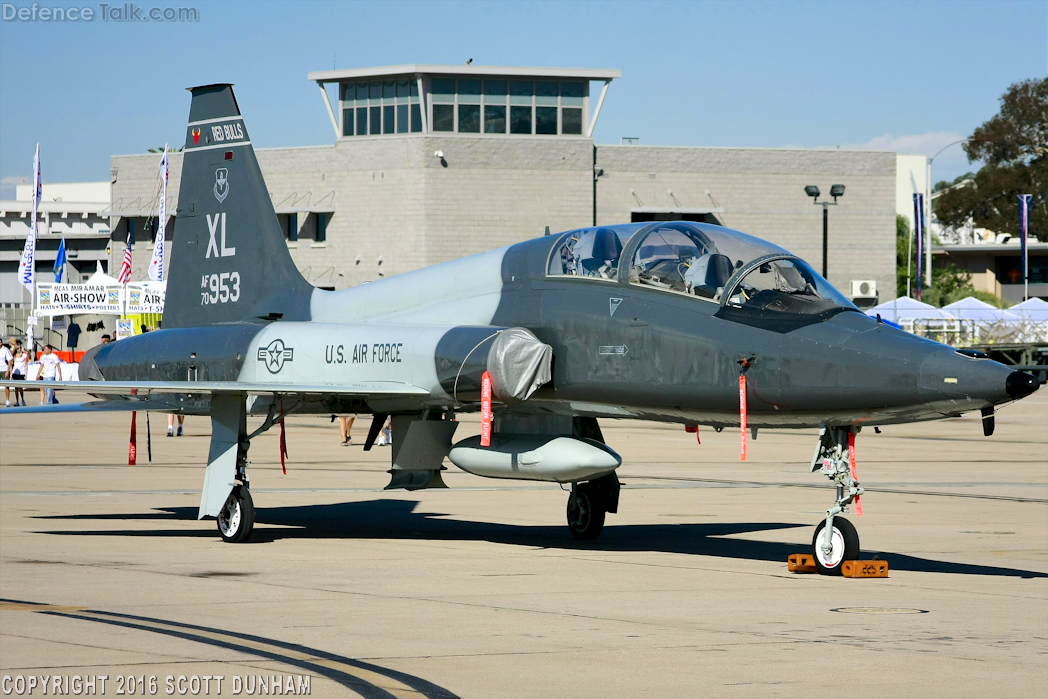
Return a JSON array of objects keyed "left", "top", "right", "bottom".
[{"left": 805, "top": 183, "right": 846, "bottom": 279}]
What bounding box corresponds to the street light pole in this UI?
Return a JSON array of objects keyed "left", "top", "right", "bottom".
[
  {"left": 822, "top": 202, "right": 829, "bottom": 278},
  {"left": 925, "top": 139, "right": 969, "bottom": 291},
  {"left": 805, "top": 184, "right": 844, "bottom": 280}
]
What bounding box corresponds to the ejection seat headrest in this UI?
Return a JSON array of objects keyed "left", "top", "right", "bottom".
[
  {"left": 705, "top": 254, "right": 734, "bottom": 287},
  {"left": 592, "top": 228, "right": 623, "bottom": 261}
]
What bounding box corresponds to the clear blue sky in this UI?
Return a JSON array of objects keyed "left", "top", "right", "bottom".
[{"left": 1, "top": 0, "right": 1045, "bottom": 198}]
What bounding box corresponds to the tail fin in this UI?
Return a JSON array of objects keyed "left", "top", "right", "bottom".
[{"left": 165, "top": 84, "right": 313, "bottom": 328}]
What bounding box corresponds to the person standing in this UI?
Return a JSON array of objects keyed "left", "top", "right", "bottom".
[
  {"left": 338, "top": 415, "right": 355, "bottom": 446},
  {"left": 9, "top": 342, "right": 27, "bottom": 406},
  {"left": 167, "top": 413, "right": 184, "bottom": 437},
  {"left": 1, "top": 339, "right": 12, "bottom": 407},
  {"left": 37, "top": 344, "right": 61, "bottom": 405}
]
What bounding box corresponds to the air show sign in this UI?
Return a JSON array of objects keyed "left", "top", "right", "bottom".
[
  {"left": 37, "top": 283, "right": 123, "bottom": 315},
  {"left": 34, "top": 282, "right": 166, "bottom": 315},
  {"left": 125, "top": 282, "right": 166, "bottom": 314}
]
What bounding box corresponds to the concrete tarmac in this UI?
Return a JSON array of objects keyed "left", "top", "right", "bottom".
[{"left": 1, "top": 391, "right": 1046, "bottom": 697}]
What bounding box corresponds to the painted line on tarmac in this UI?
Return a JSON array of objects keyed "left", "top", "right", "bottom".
[
  {"left": 5, "top": 478, "right": 1045, "bottom": 502},
  {"left": 637, "top": 476, "right": 1048, "bottom": 503},
  {"left": 0, "top": 599, "right": 459, "bottom": 699},
  {"left": 0, "top": 485, "right": 564, "bottom": 497}
]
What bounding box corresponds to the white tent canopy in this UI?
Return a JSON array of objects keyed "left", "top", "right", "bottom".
[
  {"left": 942, "top": 297, "right": 1019, "bottom": 323},
  {"left": 1008, "top": 297, "right": 1048, "bottom": 342},
  {"left": 867, "top": 297, "right": 957, "bottom": 323},
  {"left": 1009, "top": 297, "right": 1048, "bottom": 322},
  {"left": 84, "top": 260, "right": 120, "bottom": 287}
]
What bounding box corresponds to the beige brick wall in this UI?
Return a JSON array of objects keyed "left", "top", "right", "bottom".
[
  {"left": 111, "top": 138, "right": 896, "bottom": 300},
  {"left": 594, "top": 145, "right": 897, "bottom": 299}
]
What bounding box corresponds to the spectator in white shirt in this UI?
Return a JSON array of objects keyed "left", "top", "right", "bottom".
[
  {"left": 9, "top": 342, "right": 28, "bottom": 406},
  {"left": 1, "top": 339, "right": 12, "bottom": 407},
  {"left": 37, "top": 344, "right": 61, "bottom": 405}
]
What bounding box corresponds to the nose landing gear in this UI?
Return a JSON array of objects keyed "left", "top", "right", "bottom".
[{"left": 810, "top": 426, "right": 864, "bottom": 575}]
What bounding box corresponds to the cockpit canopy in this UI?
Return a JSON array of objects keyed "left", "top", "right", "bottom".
[
  {"left": 547, "top": 221, "right": 856, "bottom": 316},
  {"left": 547, "top": 224, "right": 644, "bottom": 280}
]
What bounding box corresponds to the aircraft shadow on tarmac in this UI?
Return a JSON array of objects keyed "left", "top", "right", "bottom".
[{"left": 36, "top": 499, "right": 1046, "bottom": 579}]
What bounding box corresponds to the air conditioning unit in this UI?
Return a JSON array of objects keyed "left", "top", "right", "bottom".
[{"left": 850, "top": 280, "right": 877, "bottom": 298}]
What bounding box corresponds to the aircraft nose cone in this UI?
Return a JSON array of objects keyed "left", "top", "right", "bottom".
[{"left": 1005, "top": 370, "right": 1040, "bottom": 399}]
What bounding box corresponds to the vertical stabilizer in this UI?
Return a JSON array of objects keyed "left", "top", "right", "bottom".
[{"left": 165, "top": 84, "right": 313, "bottom": 328}]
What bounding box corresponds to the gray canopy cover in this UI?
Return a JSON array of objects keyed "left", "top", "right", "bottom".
[{"left": 486, "top": 328, "right": 553, "bottom": 402}]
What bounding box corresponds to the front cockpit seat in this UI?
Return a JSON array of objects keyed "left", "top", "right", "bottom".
[
  {"left": 704, "top": 254, "right": 734, "bottom": 288},
  {"left": 686, "top": 253, "right": 735, "bottom": 298}
]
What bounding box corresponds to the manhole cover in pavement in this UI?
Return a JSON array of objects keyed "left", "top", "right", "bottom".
[{"left": 831, "top": 607, "right": 928, "bottom": 615}]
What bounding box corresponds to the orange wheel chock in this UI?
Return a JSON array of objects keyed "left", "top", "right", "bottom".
[
  {"left": 842, "top": 560, "right": 889, "bottom": 578},
  {"left": 788, "top": 554, "right": 817, "bottom": 573}
]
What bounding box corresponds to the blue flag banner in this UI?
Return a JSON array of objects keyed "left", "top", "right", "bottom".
[
  {"left": 1018, "top": 194, "right": 1032, "bottom": 287},
  {"left": 53, "top": 239, "right": 67, "bottom": 282},
  {"left": 913, "top": 193, "right": 924, "bottom": 300}
]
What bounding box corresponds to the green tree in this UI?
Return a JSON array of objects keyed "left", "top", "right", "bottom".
[
  {"left": 896, "top": 214, "right": 916, "bottom": 297},
  {"left": 897, "top": 214, "right": 980, "bottom": 306},
  {"left": 924, "top": 262, "right": 974, "bottom": 307},
  {"left": 935, "top": 77, "right": 1046, "bottom": 236}
]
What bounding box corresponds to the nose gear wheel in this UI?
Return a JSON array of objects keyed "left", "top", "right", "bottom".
[{"left": 812, "top": 516, "right": 859, "bottom": 575}]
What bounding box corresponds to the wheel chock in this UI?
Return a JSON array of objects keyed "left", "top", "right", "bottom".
[
  {"left": 842, "top": 560, "right": 889, "bottom": 578},
  {"left": 788, "top": 554, "right": 817, "bottom": 573}
]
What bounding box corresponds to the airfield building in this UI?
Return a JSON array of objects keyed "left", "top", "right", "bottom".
[{"left": 4, "top": 64, "right": 906, "bottom": 315}]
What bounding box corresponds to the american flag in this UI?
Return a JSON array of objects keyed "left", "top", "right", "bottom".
[{"left": 117, "top": 232, "right": 133, "bottom": 284}]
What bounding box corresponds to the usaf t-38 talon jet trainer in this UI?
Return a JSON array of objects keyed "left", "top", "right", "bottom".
[{"left": 5, "top": 84, "right": 1039, "bottom": 575}]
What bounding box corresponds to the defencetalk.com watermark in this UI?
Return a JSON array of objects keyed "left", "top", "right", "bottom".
[{"left": 2, "top": 2, "right": 199, "bottom": 21}]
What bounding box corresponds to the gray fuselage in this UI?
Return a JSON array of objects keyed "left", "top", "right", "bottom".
[{"left": 83, "top": 225, "right": 1033, "bottom": 429}]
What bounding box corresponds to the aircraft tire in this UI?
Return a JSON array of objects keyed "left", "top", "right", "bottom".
[
  {"left": 217, "top": 485, "right": 255, "bottom": 543},
  {"left": 812, "top": 516, "right": 859, "bottom": 575},
  {"left": 567, "top": 487, "right": 605, "bottom": 541}
]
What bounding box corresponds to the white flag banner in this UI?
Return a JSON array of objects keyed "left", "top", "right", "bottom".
[
  {"left": 18, "top": 144, "right": 41, "bottom": 292},
  {"left": 148, "top": 146, "right": 168, "bottom": 282}
]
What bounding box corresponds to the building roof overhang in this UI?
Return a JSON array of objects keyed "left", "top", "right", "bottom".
[
  {"left": 935, "top": 243, "right": 1048, "bottom": 256},
  {"left": 308, "top": 64, "right": 621, "bottom": 83},
  {"left": 630, "top": 207, "right": 725, "bottom": 215},
  {"left": 0, "top": 200, "right": 110, "bottom": 217}
]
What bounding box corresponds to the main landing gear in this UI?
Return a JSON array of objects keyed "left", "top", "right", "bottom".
[
  {"left": 216, "top": 430, "right": 255, "bottom": 543},
  {"left": 566, "top": 472, "right": 620, "bottom": 541},
  {"left": 201, "top": 394, "right": 262, "bottom": 544},
  {"left": 810, "top": 426, "right": 864, "bottom": 575}
]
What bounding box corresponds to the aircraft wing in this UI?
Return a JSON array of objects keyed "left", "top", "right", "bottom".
[
  {"left": 0, "top": 379, "right": 428, "bottom": 396},
  {"left": 0, "top": 379, "right": 431, "bottom": 415}
]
